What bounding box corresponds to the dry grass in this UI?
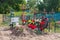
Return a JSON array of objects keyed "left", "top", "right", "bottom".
[{"left": 0, "top": 14, "right": 3, "bottom": 24}]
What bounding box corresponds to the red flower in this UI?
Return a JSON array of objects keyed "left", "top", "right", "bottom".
[
  {"left": 40, "top": 21, "right": 45, "bottom": 31},
  {"left": 28, "top": 24, "right": 36, "bottom": 30},
  {"left": 22, "top": 20, "right": 26, "bottom": 22},
  {"left": 32, "top": 20, "right": 35, "bottom": 22}
]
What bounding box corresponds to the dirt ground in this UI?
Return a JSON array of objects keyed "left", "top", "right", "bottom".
[{"left": 0, "top": 27, "right": 60, "bottom": 40}]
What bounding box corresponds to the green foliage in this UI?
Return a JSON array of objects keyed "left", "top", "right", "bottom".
[
  {"left": 37, "top": 2, "right": 46, "bottom": 11},
  {"left": 37, "top": 0, "right": 59, "bottom": 12},
  {"left": 47, "top": 0, "right": 58, "bottom": 12},
  {"left": 27, "top": 0, "right": 37, "bottom": 8},
  {"left": 0, "top": 0, "right": 26, "bottom": 14}
]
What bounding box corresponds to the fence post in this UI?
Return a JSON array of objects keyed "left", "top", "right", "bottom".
[
  {"left": 54, "top": 22, "right": 56, "bottom": 32},
  {"left": 49, "top": 22, "right": 50, "bottom": 32}
]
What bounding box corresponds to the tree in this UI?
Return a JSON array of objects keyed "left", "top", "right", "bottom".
[
  {"left": 37, "top": 0, "right": 59, "bottom": 12},
  {"left": 0, "top": 0, "right": 26, "bottom": 22},
  {"left": 58, "top": 0, "right": 60, "bottom": 12},
  {"left": 27, "top": 0, "right": 37, "bottom": 8},
  {"left": 43, "top": 0, "right": 59, "bottom": 12},
  {"left": 37, "top": 2, "right": 46, "bottom": 11},
  {"left": 0, "top": 0, "right": 26, "bottom": 13}
]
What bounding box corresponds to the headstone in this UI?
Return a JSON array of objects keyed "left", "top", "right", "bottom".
[{"left": 11, "top": 17, "right": 19, "bottom": 23}]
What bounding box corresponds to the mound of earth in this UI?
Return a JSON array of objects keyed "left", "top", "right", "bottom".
[{"left": 0, "top": 27, "right": 60, "bottom": 40}]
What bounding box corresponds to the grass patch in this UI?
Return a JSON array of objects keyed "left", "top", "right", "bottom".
[
  {"left": 56, "top": 28, "right": 60, "bottom": 33},
  {"left": 14, "top": 11, "right": 23, "bottom": 16},
  {"left": 6, "top": 11, "right": 29, "bottom": 17},
  {"left": 0, "top": 22, "right": 9, "bottom": 27}
]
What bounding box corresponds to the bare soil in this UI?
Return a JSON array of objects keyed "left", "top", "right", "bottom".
[{"left": 0, "top": 27, "right": 60, "bottom": 40}]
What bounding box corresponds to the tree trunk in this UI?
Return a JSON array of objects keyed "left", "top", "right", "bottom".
[{"left": 3, "top": 14, "right": 6, "bottom": 22}]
